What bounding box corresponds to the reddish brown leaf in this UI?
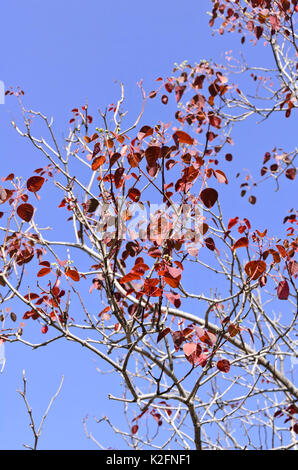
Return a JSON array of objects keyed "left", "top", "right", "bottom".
[
  {"left": 245, "top": 260, "right": 266, "bottom": 280},
  {"left": 171, "top": 330, "right": 185, "bottom": 351},
  {"left": 214, "top": 169, "right": 228, "bottom": 184},
  {"left": 288, "top": 260, "right": 298, "bottom": 276},
  {"left": 3, "top": 173, "right": 15, "bottom": 181},
  {"left": 175, "top": 85, "right": 186, "bottom": 102},
  {"left": 277, "top": 280, "right": 289, "bottom": 300},
  {"left": 91, "top": 155, "right": 106, "bottom": 170},
  {"left": 137, "top": 126, "right": 153, "bottom": 140},
  {"left": 85, "top": 199, "right": 99, "bottom": 213},
  {"left": 217, "top": 359, "right": 230, "bottom": 373},
  {"left": 37, "top": 267, "right": 51, "bottom": 277},
  {"left": 276, "top": 244, "right": 288, "bottom": 259},
  {"left": 163, "top": 273, "right": 181, "bottom": 288},
  {"left": 127, "top": 188, "right": 141, "bottom": 202},
  {"left": 173, "top": 130, "right": 194, "bottom": 145},
  {"left": 285, "top": 168, "right": 296, "bottom": 180},
  {"left": 131, "top": 424, "right": 139, "bottom": 434},
  {"left": 228, "top": 323, "right": 240, "bottom": 338},
  {"left": 248, "top": 195, "right": 256, "bottom": 205}
]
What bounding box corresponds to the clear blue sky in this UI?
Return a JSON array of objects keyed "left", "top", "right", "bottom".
[{"left": 0, "top": 0, "right": 296, "bottom": 449}]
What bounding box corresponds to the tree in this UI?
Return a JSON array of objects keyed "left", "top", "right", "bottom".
[{"left": 0, "top": 0, "right": 297, "bottom": 450}]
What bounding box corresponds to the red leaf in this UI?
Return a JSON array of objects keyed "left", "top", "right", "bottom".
[
  {"left": 120, "top": 272, "right": 141, "bottom": 284},
  {"left": 163, "top": 273, "right": 181, "bottom": 288},
  {"left": 165, "top": 82, "right": 174, "bottom": 93},
  {"left": 37, "top": 267, "right": 51, "bottom": 277},
  {"left": 65, "top": 268, "right": 80, "bottom": 282},
  {"left": 232, "top": 237, "right": 249, "bottom": 250},
  {"left": 131, "top": 424, "right": 139, "bottom": 435},
  {"left": 39, "top": 261, "right": 51, "bottom": 268},
  {"left": 17, "top": 203, "right": 34, "bottom": 222},
  {"left": 228, "top": 217, "right": 239, "bottom": 230},
  {"left": 24, "top": 293, "right": 39, "bottom": 301},
  {"left": 277, "top": 280, "right": 289, "bottom": 300},
  {"left": 27, "top": 176, "right": 45, "bottom": 193},
  {"left": 114, "top": 167, "right": 125, "bottom": 188},
  {"left": 200, "top": 188, "right": 218, "bottom": 208},
  {"left": 217, "top": 359, "right": 230, "bottom": 373}
]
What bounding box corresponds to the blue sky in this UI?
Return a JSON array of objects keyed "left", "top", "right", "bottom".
[{"left": 0, "top": 0, "right": 296, "bottom": 449}]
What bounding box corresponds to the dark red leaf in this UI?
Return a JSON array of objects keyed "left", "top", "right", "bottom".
[
  {"left": 27, "top": 176, "right": 45, "bottom": 193},
  {"left": 17, "top": 203, "right": 34, "bottom": 222},
  {"left": 200, "top": 188, "right": 218, "bottom": 208},
  {"left": 245, "top": 260, "right": 266, "bottom": 280},
  {"left": 205, "top": 237, "right": 216, "bottom": 251},
  {"left": 157, "top": 328, "right": 171, "bottom": 343},
  {"left": 285, "top": 168, "right": 296, "bottom": 180},
  {"left": 248, "top": 195, "right": 256, "bottom": 205}
]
